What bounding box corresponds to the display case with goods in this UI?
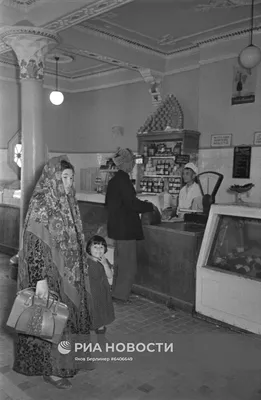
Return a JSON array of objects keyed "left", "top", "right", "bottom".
[
  {"left": 195, "top": 203, "right": 261, "bottom": 334},
  {"left": 136, "top": 130, "right": 200, "bottom": 205},
  {"left": 135, "top": 94, "right": 200, "bottom": 209}
]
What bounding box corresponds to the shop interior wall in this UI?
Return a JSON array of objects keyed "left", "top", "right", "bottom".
[
  {"left": 1, "top": 36, "right": 261, "bottom": 203},
  {"left": 197, "top": 54, "right": 261, "bottom": 203},
  {"left": 57, "top": 55, "right": 261, "bottom": 203},
  {"left": 0, "top": 80, "right": 71, "bottom": 182},
  {"left": 0, "top": 79, "right": 20, "bottom": 182}
]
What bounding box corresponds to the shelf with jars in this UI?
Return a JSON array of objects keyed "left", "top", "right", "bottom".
[{"left": 136, "top": 130, "right": 200, "bottom": 202}]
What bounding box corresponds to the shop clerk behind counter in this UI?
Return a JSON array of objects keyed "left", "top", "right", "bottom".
[{"left": 178, "top": 163, "right": 203, "bottom": 212}]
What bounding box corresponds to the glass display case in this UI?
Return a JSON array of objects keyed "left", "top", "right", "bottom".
[
  {"left": 196, "top": 203, "right": 261, "bottom": 334},
  {"left": 208, "top": 215, "right": 261, "bottom": 279}
]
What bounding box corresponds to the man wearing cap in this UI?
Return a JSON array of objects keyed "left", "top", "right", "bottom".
[
  {"left": 105, "top": 148, "right": 155, "bottom": 302},
  {"left": 178, "top": 163, "right": 203, "bottom": 212}
]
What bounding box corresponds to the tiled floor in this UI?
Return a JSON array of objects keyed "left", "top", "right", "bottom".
[{"left": 1, "top": 252, "right": 261, "bottom": 400}]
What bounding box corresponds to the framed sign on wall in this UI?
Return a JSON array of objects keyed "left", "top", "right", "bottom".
[
  {"left": 232, "top": 146, "right": 252, "bottom": 179},
  {"left": 253, "top": 132, "right": 261, "bottom": 146},
  {"left": 211, "top": 134, "right": 232, "bottom": 148}
]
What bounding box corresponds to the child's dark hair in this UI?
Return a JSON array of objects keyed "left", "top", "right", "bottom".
[
  {"left": 86, "top": 235, "right": 107, "bottom": 255},
  {"left": 60, "top": 159, "right": 75, "bottom": 173}
]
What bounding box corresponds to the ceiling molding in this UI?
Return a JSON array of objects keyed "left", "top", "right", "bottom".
[
  {"left": 195, "top": 0, "right": 261, "bottom": 12},
  {"left": 43, "top": 0, "right": 134, "bottom": 33},
  {"left": 0, "top": 0, "right": 134, "bottom": 55},
  {"left": 1, "top": 0, "right": 37, "bottom": 11},
  {"left": 44, "top": 66, "right": 119, "bottom": 79},
  {"left": 0, "top": 47, "right": 243, "bottom": 91},
  {"left": 74, "top": 25, "right": 166, "bottom": 56},
  {"left": 76, "top": 14, "right": 261, "bottom": 57},
  {"left": 60, "top": 45, "right": 140, "bottom": 71},
  {"left": 0, "top": 57, "right": 120, "bottom": 79},
  {"left": 166, "top": 26, "right": 261, "bottom": 57},
  {"left": 1, "top": 1, "right": 260, "bottom": 79},
  {"left": 0, "top": 60, "right": 143, "bottom": 83},
  {"left": 157, "top": 15, "right": 261, "bottom": 47},
  {"left": 193, "top": 25, "right": 261, "bottom": 47},
  {"left": 0, "top": 51, "right": 115, "bottom": 72}
]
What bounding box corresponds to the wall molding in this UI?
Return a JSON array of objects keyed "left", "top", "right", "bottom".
[
  {"left": 0, "top": 75, "right": 17, "bottom": 83},
  {"left": 0, "top": 34, "right": 259, "bottom": 92},
  {"left": 62, "top": 77, "right": 143, "bottom": 93},
  {"left": 198, "top": 53, "right": 238, "bottom": 65},
  {"left": 164, "top": 64, "right": 200, "bottom": 76}
]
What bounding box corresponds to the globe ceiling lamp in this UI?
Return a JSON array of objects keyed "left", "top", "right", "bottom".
[
  {"left": 49, "top": 56, "right": 64, "bottom": 106},
  {"left": 239, "top": 0, "right": 261, "bottom": 70}
]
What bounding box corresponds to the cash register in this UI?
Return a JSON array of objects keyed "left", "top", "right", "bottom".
[{"left": 184, "top": 171, "right": 224, "bottom": 225}]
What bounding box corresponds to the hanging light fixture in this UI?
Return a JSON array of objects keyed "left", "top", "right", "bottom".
[
  {"left": 239, "top": 0, "right": 261, "bottom": 70},
  {"left": 49, "top": 56, "right": 64, "bottom": 106}
]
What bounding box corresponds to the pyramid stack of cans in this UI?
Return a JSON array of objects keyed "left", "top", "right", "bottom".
[{"left": 138, "top": 94, "right": 184, "bottom": 134}]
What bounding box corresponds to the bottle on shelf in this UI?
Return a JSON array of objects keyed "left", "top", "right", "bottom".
[
  {"left": 148, "top": 143, "right": 156, "bottom": 157},
  {"left": 173, "top": 142, "right": 182, "bottom": 155}
]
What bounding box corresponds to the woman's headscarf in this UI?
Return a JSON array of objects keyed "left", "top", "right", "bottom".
[
  {"left": 112, "top": 148, "right": 135, "bottom": 173},
  {"left": 18, "top": 155, "right": 88, "bottom": 308}
]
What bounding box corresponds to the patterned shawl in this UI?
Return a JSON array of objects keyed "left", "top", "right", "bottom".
[{"left": 18, "top": 155, "right": 89, "bottom": 308}]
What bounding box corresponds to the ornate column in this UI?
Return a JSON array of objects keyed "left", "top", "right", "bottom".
[{"left": 0, "top": 26, "right": 59, "bottom": 237}]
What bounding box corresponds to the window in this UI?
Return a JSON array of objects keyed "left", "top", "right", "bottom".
[
  {"left": 7, "top": 130, "right": 21, "bottom": 179},
  {"left": 14, "top": 144, "right": 22, "bottom": 168}
]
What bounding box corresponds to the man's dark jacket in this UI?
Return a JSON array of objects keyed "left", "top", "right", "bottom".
[{"left": 105, "top": 170, "right": 153, "bottom": 240}]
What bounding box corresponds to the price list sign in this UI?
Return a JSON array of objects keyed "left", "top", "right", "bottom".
[
  {"left": 232, "top": 146, "right": 251, "bottom": 179},
  {"left": 175, "top": 155, "right": 190, "bottom": 165}
]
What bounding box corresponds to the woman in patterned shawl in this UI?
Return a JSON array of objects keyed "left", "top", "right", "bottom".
[{"left": 13, "top": 156, "right": 92, "bottom": 390}]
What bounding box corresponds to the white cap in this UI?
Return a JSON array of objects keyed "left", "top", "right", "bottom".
[{"left": 184, "top": 163, "right": 198, "bottom": 175}]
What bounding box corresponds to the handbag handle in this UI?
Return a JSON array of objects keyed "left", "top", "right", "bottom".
[
  {"left": 20, "top": 287, "right": 60, "bottom": 308},
  {"left": 46, "top": 291, "right": 59, "bottom": 310}
]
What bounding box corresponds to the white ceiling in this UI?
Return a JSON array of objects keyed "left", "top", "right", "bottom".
[{"left": 0, "top": 0, "right": 261, "bottom": 78}]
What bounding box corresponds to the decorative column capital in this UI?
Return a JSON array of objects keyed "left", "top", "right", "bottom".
[
  {"left": 139, "top": 68, "right": 163, "bottom": 107},
  {"left": 0, "top": 26, "right": 59, "bottom": 80}
]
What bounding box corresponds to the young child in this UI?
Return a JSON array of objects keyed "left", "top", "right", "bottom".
[{"left": 86, "top": 235, "right": 115, "bottom": 334}]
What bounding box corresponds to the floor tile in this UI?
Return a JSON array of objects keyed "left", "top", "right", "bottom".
[
  {"left": 137, "top": 383, "right": 155, "bottom": 393},
  {"left": 1, "top": 253, "right": 261, "bottom": 400}
]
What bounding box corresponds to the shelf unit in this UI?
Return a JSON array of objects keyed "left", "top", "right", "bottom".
[{"left": 136, "top": 130, "right": 200, "bottom": 200}]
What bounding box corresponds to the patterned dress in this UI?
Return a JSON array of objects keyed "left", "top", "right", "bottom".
[
  {"left": 88, "top": 257, "right": 115, "bottom": 330},
  {"left": 13, "top": 156, "right": 92, "bottom": 378}
]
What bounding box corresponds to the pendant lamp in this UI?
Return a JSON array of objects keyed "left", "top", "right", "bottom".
[
  {"left": 239, "top": 0, "right": 261, "bottom": 70},
  {"left": 50, "top": 56, "right": 64, "bottom": 106}
]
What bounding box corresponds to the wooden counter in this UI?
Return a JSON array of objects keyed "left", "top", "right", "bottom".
[
  {"left": 78, "top": 200, "right": 107, "bottom": 242},
  {"left": 78, "top": 199, "right": 205, "bottom": 311},
  {"left": 0, "top": 204, "right": 20, "bottom": 255},
  {"left": 135, "top": 222, "right": 205, "bottom": 311},
  {"left": 0, "top": 198, "right": 205, "bottom": 312}
]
